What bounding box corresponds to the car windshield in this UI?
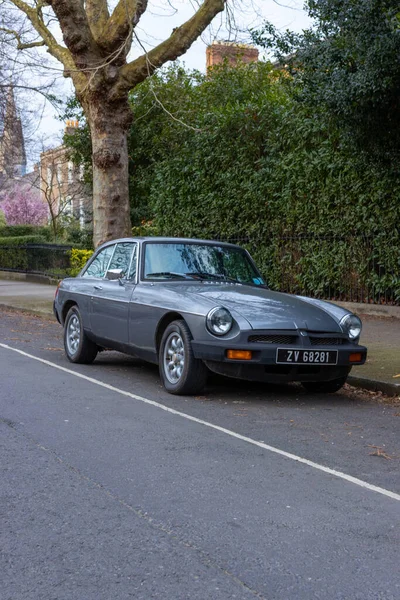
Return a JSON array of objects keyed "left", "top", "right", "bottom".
[{"left": 143, "top": 242, "right": 265, "bottom": 287}]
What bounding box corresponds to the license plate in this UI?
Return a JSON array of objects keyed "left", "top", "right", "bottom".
[{"left": 276, "top": 349, "right": 338, "bottom": 365}]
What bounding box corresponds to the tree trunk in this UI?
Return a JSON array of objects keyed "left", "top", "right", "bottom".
[{"left": 88, "top": 98, "right": 132, "bottom": 248}]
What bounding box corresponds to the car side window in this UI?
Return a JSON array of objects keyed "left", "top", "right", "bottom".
[
  {"left": 107, "top": 242, "right": 136, "bottom": 278},
  {"left": 82, "top": 245, "right": 115, "bottom": 278}
]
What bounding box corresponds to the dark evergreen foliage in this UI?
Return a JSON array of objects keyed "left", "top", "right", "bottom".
[{"left": 252, "top": 0, "right": 400, "bottom": 160}]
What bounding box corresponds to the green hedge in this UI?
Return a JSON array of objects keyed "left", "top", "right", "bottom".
[
  {"left": 0, "top": 235, "right": 48, "bottom": 246},
  {"left": 0, "top": 225, "right": 52, "bottom": 240}
]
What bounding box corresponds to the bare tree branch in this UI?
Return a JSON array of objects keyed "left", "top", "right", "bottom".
[
  {"left": 7, "top": 0, "right": 77, "bottom": 72},
  {"left": 104, "top": 0, "right": 148, "bottom": 52},
  {"left": 85, "top": 0, "right": 110, "bottom": 44},
  {"left": 0, "top": 26, "right": 45, "bottom": 49},
  {"left": 117, "top": 0, "right": 226, "bottom": 92},
  {"left": 45, "top": 0, "right": 98, "bottom": 61}
]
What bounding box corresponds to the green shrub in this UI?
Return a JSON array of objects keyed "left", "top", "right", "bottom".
[
  {"left": 65, "top": 226, "right": 94, "bottom": 250},
  {"left": 0, "top": 210, "right": 6, "bottom": 228},
  {"left": 0, "top": 225, "right": 52, "bottom": 240},
  {"left": 131, "top": 220, "right": 159, "bottom": 237},
  {"left": 0, "top": 235, "right": 48, "bottom": 245}
]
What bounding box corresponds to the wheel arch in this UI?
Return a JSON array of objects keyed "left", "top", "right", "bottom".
[
  {"left": 61, "top": 300, "right": 78, "bottom": 325},
  {"left": 155, "top": 312, "right": 189, "bottom": 353}
]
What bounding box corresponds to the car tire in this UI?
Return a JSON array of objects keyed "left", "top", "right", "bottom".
[
  {"left": 64, "top": 305, "right": 98, "bottom": 364},
  {"left": 159, "top": 320, "right": 208, "bottom": 395},
  {"left": 301, "top": 376, "right": 348, "bottom": 394}
]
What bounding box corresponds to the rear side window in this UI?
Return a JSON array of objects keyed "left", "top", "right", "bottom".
[
  {"left": 107, "top": 243, "right": 136, "bottom": 278},
  {"left": 82, "top": 245, "right": 115, "bottom": 278}
]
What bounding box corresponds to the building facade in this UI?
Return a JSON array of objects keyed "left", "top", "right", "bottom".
[{"left": 40, "top": 120, "right": 92, "bottom": 229}]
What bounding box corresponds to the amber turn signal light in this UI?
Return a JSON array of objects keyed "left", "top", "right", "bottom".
[
  {"left": 226, "top": 350, "right": 253, "bottom": 360},
  {"left": 349, "top": 353, "right": 363, "bottom": 363}
]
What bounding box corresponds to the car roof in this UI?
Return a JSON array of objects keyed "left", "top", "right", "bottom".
[{"left": 96, "top": 237, "right": 242, "bottom": 250}]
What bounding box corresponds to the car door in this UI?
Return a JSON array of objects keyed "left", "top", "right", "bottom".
[
  {"left": 78, "top": 243, "right": 116, "bottom": 325},
  {"left": 90, "top": 242, "right": 138, "bottom": 345}
]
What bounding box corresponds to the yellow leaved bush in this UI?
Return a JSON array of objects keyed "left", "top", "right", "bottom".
[{"left": 69, "top": 248, "right": 93, "bottom": 277}]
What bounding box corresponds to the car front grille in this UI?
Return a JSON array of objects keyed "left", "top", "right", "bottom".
[
  {"left": 310, "top": 336, "right": 344, "bottom": 346},
  {"left": 248, "top": 334, "right": 298, "bottom": 345}
]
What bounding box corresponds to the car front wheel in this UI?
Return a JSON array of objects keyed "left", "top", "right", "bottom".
[
  {"left": 64, "top": 306, "right": 98, "bottom": 364},
  {"left": 159, "top": 320, "right": 208, "bottom": 395},
  {"left": 301, "top": 376, "right": 348, "bottom": 394}
]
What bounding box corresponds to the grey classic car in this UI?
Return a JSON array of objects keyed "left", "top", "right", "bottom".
[{"left": 54, "top": 237, "right": 367, "bottom": 395}]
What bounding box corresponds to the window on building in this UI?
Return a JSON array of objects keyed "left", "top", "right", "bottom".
[
  {"left": 63, "top": 196, "right": 73, "bottom": 216},
  {"left": 57, "top": 164, "right": 63, "bottom": 186},
  {"left": 68, "top": 161, "right": 74, "bottom": 184},
  {"left": 79, "top": 199, "right": 85, "bottom": 229}
]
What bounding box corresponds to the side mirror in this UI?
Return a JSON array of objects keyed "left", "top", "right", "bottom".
[{"left": 106, "top": 268, "right": 124, "bottom": 280}]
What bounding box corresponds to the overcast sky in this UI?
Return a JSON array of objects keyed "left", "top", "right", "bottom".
[{"left": 25, "top": 0, "right": 312, "bottom": 163}]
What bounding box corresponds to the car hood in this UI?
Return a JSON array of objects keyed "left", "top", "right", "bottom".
[{"left": 189, "top": 283, "right": 342, "bottom": 331}]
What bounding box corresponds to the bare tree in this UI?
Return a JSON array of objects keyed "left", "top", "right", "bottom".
[
  {"left": 38, "top": 142, "right": 92, "bottom": 240},
  {"left": 0, "top": 5, "right": 62, "bottom": 197},
  {"left": 0, "top": 0, "right": 231, "bottom": 246}
]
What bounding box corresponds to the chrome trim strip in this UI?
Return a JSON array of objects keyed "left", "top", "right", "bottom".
[
  {"left": 104, "top": 244, "right": 117, "bottom": 277},
  {"left": 126, "top": 243, "right": 138, "bottom": 283}
]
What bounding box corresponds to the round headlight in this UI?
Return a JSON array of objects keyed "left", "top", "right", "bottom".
[
  {"left": 340, "top": 314, "right": 362, "bottom": 340},
  {"left": 206, "top": 307, "right": 233, "bottom": 336}
]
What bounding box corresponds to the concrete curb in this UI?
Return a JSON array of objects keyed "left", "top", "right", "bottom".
[
  {"left": 348, "top": 375, "right": 400, "bottom": 398},
  {"left": 0, "top": 271, "right": 60, "bottom": 285},
  {"left": 0, "top": 303, "right": 55, "bottom": 320},
  {"left": 335, "top": 301, "right": 400, "bottom": 320}
]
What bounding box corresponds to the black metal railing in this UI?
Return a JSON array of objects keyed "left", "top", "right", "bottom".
[{"left": 0, "top": 243, "right": 72, "bottom": 279}]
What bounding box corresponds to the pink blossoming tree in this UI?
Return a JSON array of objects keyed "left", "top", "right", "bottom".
[{"left": 0, "top": 188, "right": 48, "bottom": 226}]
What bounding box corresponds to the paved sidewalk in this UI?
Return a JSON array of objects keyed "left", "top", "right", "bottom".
[
  {"left": 0, "top": 279, "right": 399, "bottom": 396},
  {"left": 349, "top": 315, "right": 400, "bottom": 396},
  {"left": 0, "top": 280, "right": 56, "bottom": 316}
]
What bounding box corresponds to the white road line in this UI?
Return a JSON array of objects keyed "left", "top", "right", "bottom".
[{"left": 1, "top": 341, "right": 400, "bottom": 503}]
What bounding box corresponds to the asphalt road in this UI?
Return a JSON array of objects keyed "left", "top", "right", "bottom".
[{"left": 1, "top": 308, "right": 399, "bottom": 600}]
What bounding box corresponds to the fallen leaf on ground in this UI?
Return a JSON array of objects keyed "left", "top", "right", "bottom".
[{"left": 367, "top": 445, "right": 392, "bottom": 460}]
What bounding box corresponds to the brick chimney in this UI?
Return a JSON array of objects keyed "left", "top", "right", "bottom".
[
  {"left": 65, "top": 119, "right": 79, "bottom": 136},
  {"left": 206, "top": 41, "right": 259, "bottom": 71}
]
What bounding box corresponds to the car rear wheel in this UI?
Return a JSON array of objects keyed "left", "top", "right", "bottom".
[
  {"left": 64, "top": 306, "right": 98, "bottom": 364},
  {"left": 159, "top": 320, "right": 208, "bottom": 395},
  {"left": 301, "top": 376, "right": 348, "bottom": 394}
]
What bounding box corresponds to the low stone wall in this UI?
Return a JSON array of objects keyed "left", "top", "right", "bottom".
[{"left": 0, "top": 270, "right": 58, "bottom": 285}]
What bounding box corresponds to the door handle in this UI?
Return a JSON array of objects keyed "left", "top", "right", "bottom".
[{"left": 93, "top": 285, "right": 103, "bottom": 290}]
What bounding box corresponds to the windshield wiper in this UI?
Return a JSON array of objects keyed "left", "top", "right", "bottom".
[
  {"left": 187, "top": 272, "right": 241, "bottom": 284},
  {"left": 146, "top": 271, "right": 195, "bottom": 280}
]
